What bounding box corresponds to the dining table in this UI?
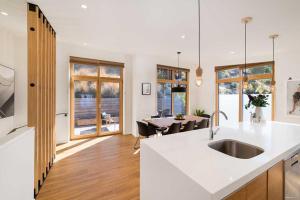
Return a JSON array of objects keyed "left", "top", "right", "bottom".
[{"left": 143, "top": 115, "right": 208, "bottom": 129}]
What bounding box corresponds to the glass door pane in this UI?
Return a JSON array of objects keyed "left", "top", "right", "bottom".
[
  {"left": 73, "top": 80, "right": 97, "bottom": 137},
  {"left": 173, "top": 84, "right": 187, "bottom": 115},
  {"left": 243, "top": 79, "right": 272, "bottom": 121},
  {"left": 100, "top": 82, "right": 120, "bottom": 133},
  {"left": 218, "top": 82, "right": 240, "bottom": 126},
  {"left": 157, "top": 83, "right": 172, "bottom": 116}
]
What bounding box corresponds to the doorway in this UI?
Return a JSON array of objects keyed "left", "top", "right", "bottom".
[{"left": 70, "top": 57, "right": 123, "bottom": 140}]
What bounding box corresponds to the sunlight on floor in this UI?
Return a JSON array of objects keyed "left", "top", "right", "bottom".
[{"left": 55, "top": 136, "right": 112, "bottom": 163}]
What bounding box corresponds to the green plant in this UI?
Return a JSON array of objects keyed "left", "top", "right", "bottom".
[
  {"left": 245, "top": 94, "right": 269, "bottom": 109},
  {"left": 194, "top": 109, "right": 205, "bottom": 116}
]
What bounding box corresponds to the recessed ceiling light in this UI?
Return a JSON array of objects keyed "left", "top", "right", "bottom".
[
  {"left": 81, "top": 4, "right": 87, "bottom": 9},
  {"left": 229, "top": 51, "right": 236, "bottom": 55},
  {"left": 83, "top": 42, "right": 88, "bottom": 46},
  {"left": 0, "top": 11, "right": 8, "bottom": 16},
  {"left": 181, "top": 35, "right": 186, "bottom": 39}
]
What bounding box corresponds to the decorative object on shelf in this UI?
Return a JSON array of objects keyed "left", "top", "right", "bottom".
[
  {"left": 287, "top": 80, "right": 300, "bottom": 116},
  {"left": 175, "top": 113, "right": 185, "bottom": 120},
  {"left": 269, "top": 34, "right": 279, "bottom": 90},
  {"left": 195, "top": 0, "right": 203, "bottom": 87},
  {"left": 194, "top": 109, "right": 205, "bottom": 116},
  {"left": 241, "top": 17, "right": 253, "bottom": 90},
  {"left": 245, "top": 94, "right": 269, "bottom": 122},
  {"left": 142, "top": 83, "right": 151, "bottom": 95},
  {"left": 171, "top": 52, "right": 186, "bottom": 93}
]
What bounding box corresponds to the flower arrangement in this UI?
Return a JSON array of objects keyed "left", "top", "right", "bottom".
[{"left": 245, "top": 94, "right": 269, "bottom": 109}]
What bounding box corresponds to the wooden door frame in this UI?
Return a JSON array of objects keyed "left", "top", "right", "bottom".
[
  {"left": 215, "top": 61, "right": 275, "bottom": 125},
  {"left": 69, "top": 58, "right": 124, "bottom": 140}
]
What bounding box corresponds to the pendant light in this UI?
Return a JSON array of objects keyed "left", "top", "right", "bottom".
[
  {"left": 195, "top": 0, "right": 203, "bottom": 86},
  {"left": 172, "top": 52, "right": 186, "bottom": 93},
  {"left": 269, "top": 34, "right": 279, "bottom": 90},
  {"left": 241, "top": 17, "right": 252, "bottom": 90}
]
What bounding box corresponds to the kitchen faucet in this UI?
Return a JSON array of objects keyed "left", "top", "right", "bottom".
[{"left": 209, "top": 111, "right": 228, "bottom": 140}]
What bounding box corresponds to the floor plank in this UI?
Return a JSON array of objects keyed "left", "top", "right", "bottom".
[{"left": 37, "top": 135, "right": 139, "bottom": 200}]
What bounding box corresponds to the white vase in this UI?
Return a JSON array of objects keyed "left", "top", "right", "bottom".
[{"left": 255, "top": 107, "right": 264, "bottom": 122}]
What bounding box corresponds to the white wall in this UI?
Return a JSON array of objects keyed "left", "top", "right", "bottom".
[
  {"left": 0, "top": 27, "right": 27, "bottom": 137},
  {"left": 197, "top": 48, "right": 300, "bottom": 125},
  {"left": 55, "top": 41, "right": 134, "bottom": 143},
  {"left": 130, "top": 54, "right": 201, "bottom": 136},
  {"left": 56, "top": 42, "right": 202, "bottom": 140}
]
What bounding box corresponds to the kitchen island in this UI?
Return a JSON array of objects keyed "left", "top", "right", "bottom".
[{"left": 140, "top": 122, "right": 300, "bottom": 200}]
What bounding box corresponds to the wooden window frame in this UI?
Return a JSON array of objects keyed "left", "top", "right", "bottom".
[
  {"left": 156, "top": 65, "right": 190, "bottom": 115},
  {"left": 70, "top": 57, "right": 124, "bottom": 140},
  {"left": 215, "top": 61, "right": 275, "bottom": 125}
]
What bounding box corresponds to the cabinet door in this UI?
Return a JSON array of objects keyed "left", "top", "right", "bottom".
[
  {"left": 268, "top": 161, "right": 284, "bottom": 200},
  {"left": 246, "top": 172, "right": 267, "bottom": 200},
  {"left": 226, "top": 187, "right": 246, "bottom": 200}
]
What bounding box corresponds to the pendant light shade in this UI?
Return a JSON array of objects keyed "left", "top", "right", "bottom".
[
  {"left": 172, "top": 52, "right": 186, "bottom": 93},
  {"left": 196, "top": 0, "right": 203, "bottom": 87},
  {"left": 241, "top": 17, "right": 252, "bottom": 91},
  {"left": 196, "top": 65, "right": 203, "bottom": 86},
  {"left": 269, "top": 34, "right": 279, "bottom": 90}
]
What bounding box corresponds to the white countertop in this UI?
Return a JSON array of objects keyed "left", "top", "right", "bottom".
[{"left": 141, "top": 121, "right": 300, "bottom": 199}]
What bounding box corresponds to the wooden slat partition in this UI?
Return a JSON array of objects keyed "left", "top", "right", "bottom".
[{"left": 27, "top": 3, "right": 56, "bottom": 196}]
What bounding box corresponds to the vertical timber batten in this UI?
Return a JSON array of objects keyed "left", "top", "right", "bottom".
[{"left": 27, "top": 3, "right": 56, "bottom": 196}]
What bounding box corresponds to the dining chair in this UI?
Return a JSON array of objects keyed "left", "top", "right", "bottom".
[
  {"left": 162, "top": 123, "right": 181, "bottom": 135},
  {"left": 134, "top": 121, "right": 158, "bottom": 149},
  {"left": 180, "top": 121, "right": 196, "bottom": 132},
  {"left": 194, "top": 119, "right": 210, "bottom": 130}
]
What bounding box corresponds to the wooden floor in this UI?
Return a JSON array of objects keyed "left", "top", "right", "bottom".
[{"left": 37, "top": 135, "right": 140, "bottom": 200}]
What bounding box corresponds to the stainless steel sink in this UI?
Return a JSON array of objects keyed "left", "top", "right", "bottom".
[{"left": 208, "top": 139, "right": 264, "bottom": 159}]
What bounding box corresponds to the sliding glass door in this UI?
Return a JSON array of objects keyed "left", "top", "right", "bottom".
[{"left": 70, "top": 59, "right": 123, "bottom": 140}]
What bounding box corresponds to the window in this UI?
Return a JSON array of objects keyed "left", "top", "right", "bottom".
[
  {"left": 215, "top": 62, "right": 275, "bottom": 125},
  {"left": 157, "top": 65, "right": 189, "bottom": 115}
]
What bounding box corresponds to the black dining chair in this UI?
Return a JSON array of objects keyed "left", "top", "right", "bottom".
[
  {"left": 134, "top": 121, "right": 158, "bottom": 149},
  {"left": 180, "top": 121, "right": 196, "bottom": 132},
  {"left": 162, "top": 123, "right": 181, "bottom": 135},
  {"left": 194, "top": 119, "right": 210, "bottom": 130}
]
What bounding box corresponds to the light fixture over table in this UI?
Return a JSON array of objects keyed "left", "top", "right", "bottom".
[
  {"left": 195, "top": 0, "right": 203, "bottom": 87},
  {"left": 171, "top": 52, "right": 187, "bottom": 93},
  {"left": 241, "top": 17, "right": 252, "bottom": 90}
]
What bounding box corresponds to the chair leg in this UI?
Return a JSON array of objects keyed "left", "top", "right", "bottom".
[{"left": 133, "top": 136, "right": 140, "bottom": 150}]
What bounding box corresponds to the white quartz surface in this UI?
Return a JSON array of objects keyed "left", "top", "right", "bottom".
[{"left": 141, "top": 121, "right": 300, "bottom": 199}]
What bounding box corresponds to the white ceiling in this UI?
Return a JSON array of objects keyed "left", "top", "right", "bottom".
[{"left": 1, "top": 0, "right": 300, "bottom": 63}]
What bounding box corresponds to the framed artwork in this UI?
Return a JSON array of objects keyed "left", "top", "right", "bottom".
[
  {"left": 142, "top": 83, "right": 151, "bottom": 95},
  {"left": 0, "top": 64, "right": 15, "bottom": 119},
  {"left": 287, "top": 80, "right": 300, "bottom": 116}
]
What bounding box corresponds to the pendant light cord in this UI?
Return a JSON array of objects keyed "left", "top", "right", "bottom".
[
  {"left": 198, "top": 0, "right": 201, "bottom": 67},
  {"left": 272, "top": 37, "right": 275, "bottom": 61},
  {"left": 244, "top": 22, "right": 247, "bottom": 76}
]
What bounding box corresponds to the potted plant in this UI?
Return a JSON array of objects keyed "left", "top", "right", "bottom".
[
  {"left": 194, "top": 109, "right": 205, "bottom": 116},
  {"left": 245, "top": 94, "right": 269, "bottom": 122}
]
